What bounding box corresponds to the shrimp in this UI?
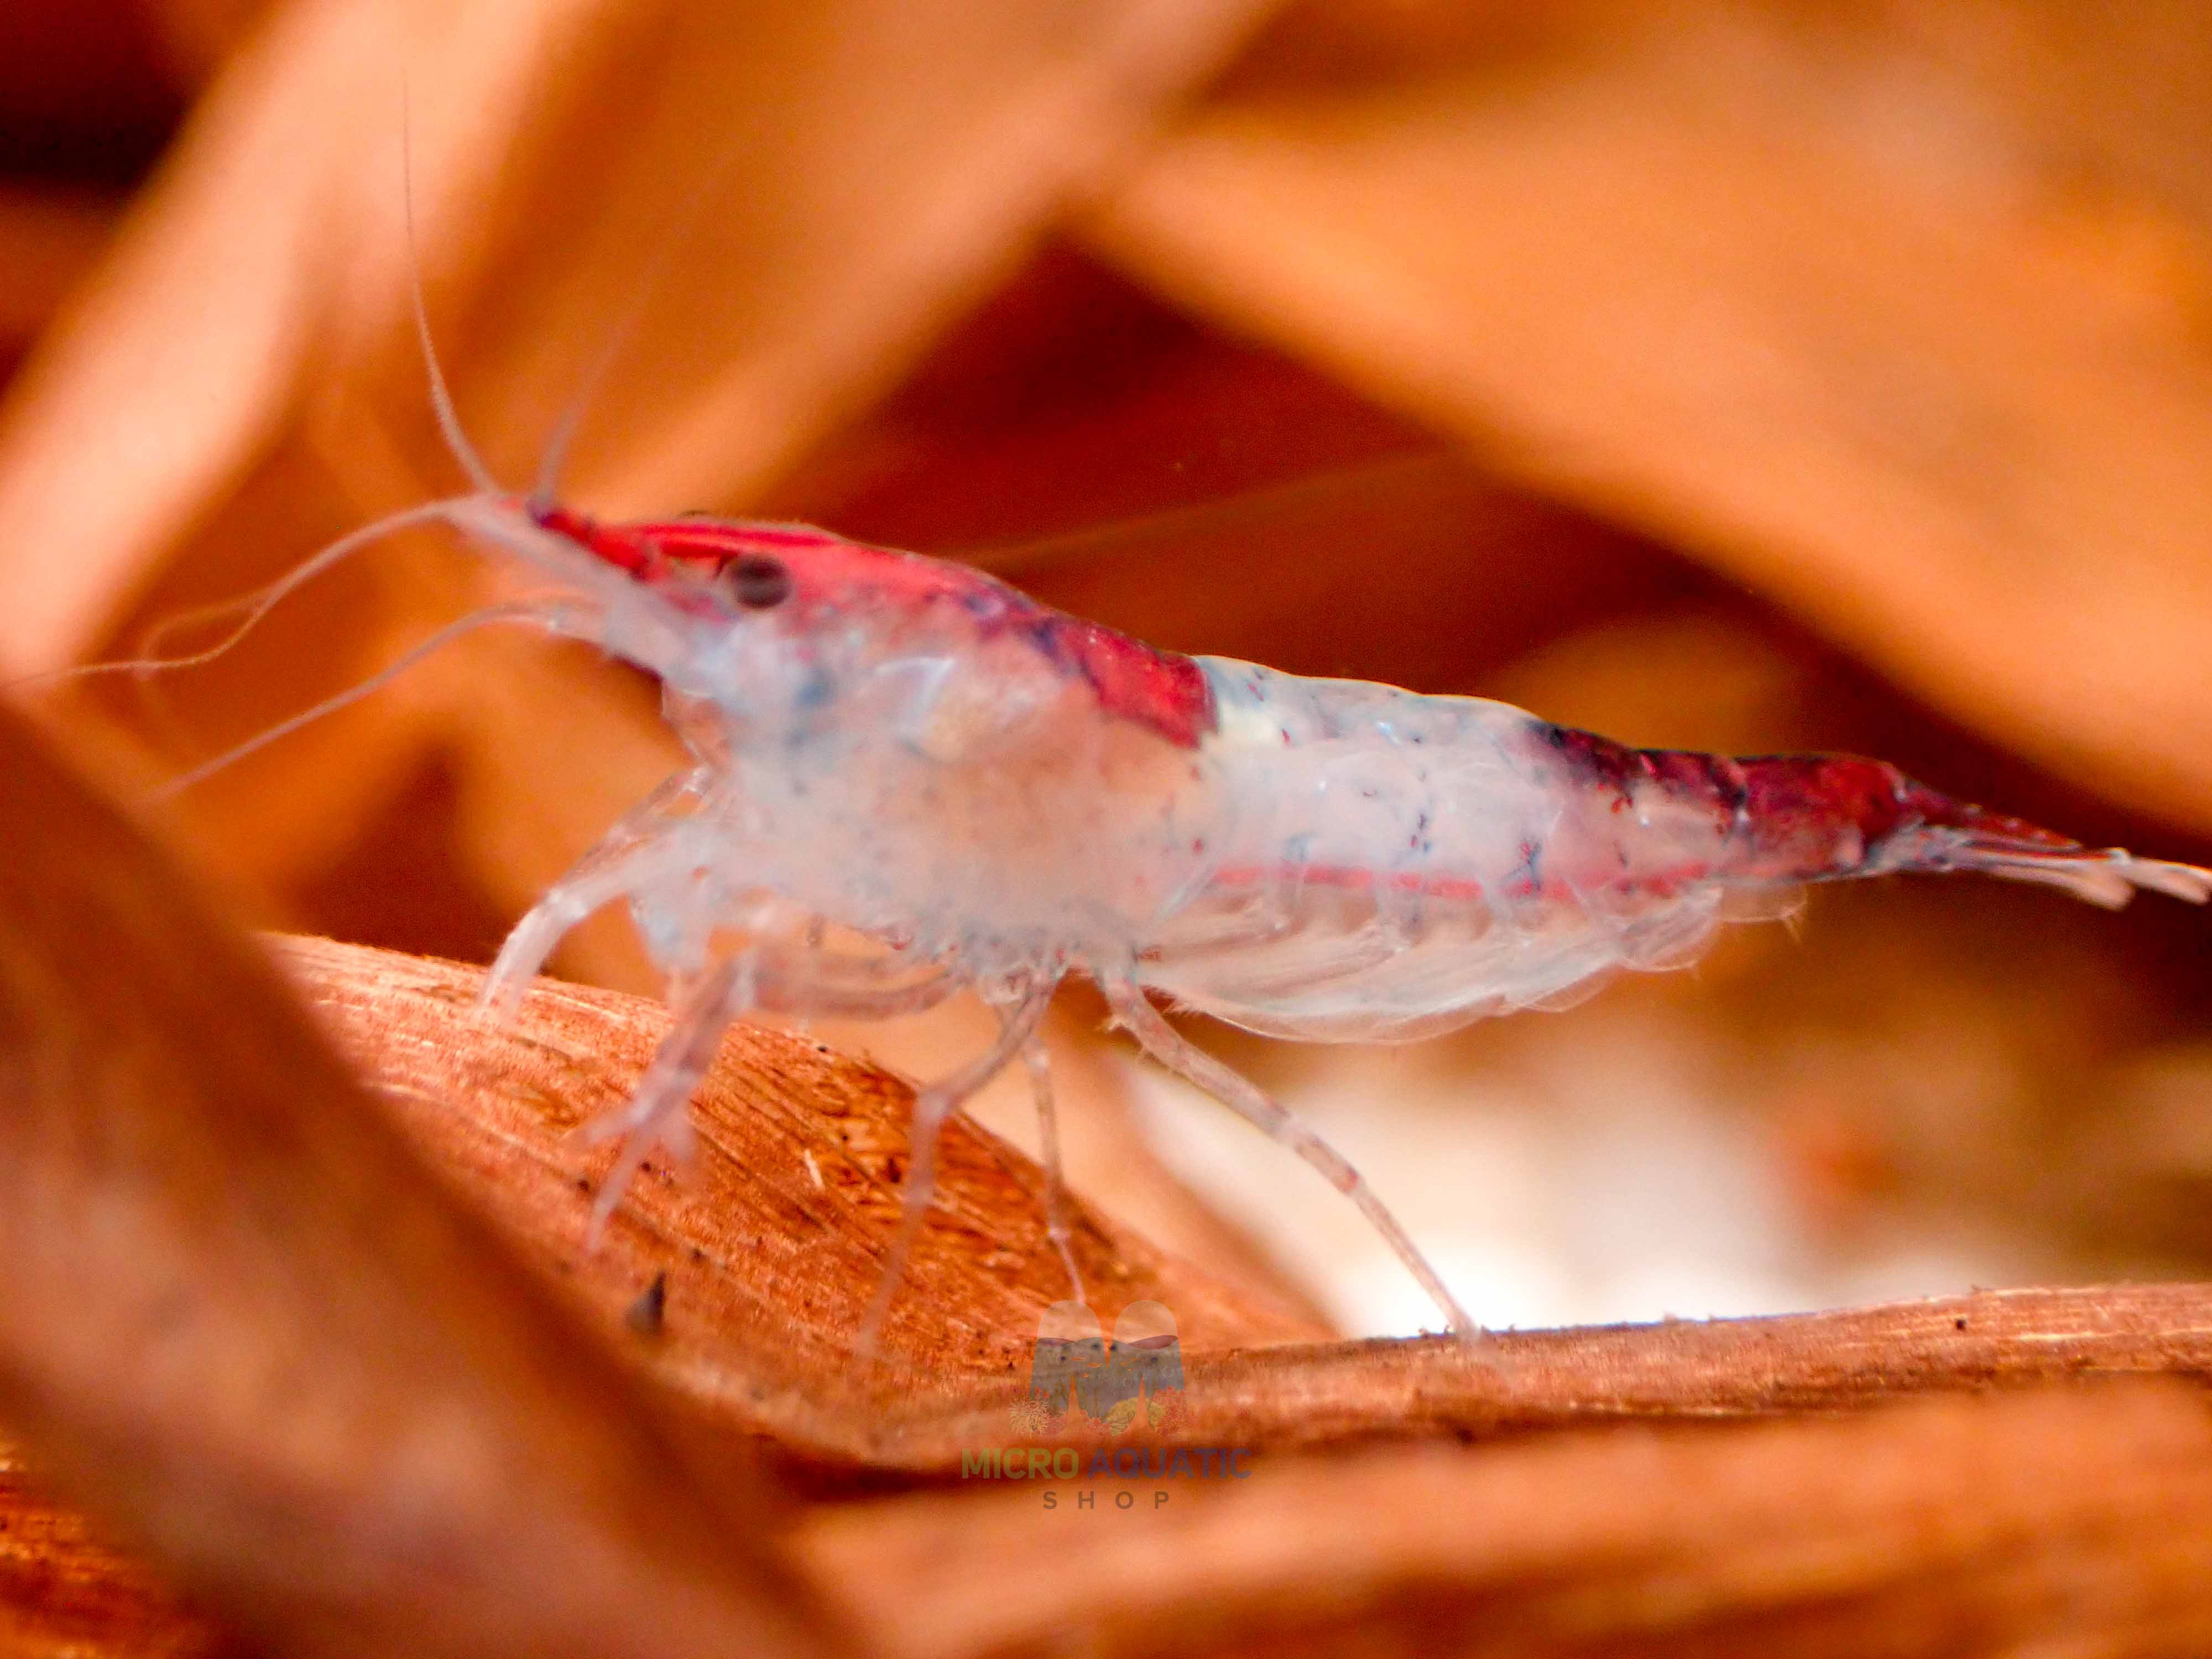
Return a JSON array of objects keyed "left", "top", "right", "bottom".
[
  {"left": 357, "top": 484, "right": 2206, "bottom": 1345},
  {"left": 127, "top": 191, "right": 2194, "bottom": 1344}
]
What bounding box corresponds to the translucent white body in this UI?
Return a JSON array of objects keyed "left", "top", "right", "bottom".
[
  {"left": 1146, "top": 662, "right": 1761, "bottom": 1042},
  {"left": 498, "top": 624, "right": 1786, "bottom": 1039}
]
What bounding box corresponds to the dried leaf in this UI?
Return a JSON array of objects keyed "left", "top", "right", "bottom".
[
  {"left": 0, "top": 702, "right": 846, "bottom": 1657},
  {"left": 1087, "top": 0, "right": 2212, "bottom": 827}
]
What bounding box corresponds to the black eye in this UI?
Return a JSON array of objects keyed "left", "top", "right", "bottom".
[{"left": 722, "top": 555, "right": 791, "bottom": 609}]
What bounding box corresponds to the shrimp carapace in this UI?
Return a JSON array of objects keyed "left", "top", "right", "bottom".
[{"left": 526, "top": 502, "right": 1217, "bottom": 749}]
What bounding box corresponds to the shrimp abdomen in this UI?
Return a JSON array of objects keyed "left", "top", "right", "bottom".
[{"left": 1138, "top": 670, "right": 2208, "bottom": 1044}]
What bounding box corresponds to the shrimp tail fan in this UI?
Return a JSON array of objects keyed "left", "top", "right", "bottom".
[{"left": 1876, "top": 782, "right": 2210, "bottom": 910}]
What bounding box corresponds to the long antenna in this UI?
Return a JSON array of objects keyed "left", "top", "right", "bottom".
[
  {"left": 147, "top": 598, "right": 553, "bottom": 801},
  {"left": 529, "top": 140, "right": 747, "bottom": 513},
  {"left": 964, "top": 448, "right": 1457, "bottom": 577},
  {"left": 3, "top": 500, "right": 461, "bottom": 697},
  {"left": 401, "top": 86, "right": 500, "bottom": 496}
]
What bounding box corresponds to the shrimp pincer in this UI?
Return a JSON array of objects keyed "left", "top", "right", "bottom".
[{"left": 381, "top": 488, "right": 2209, "bottom": 1345}]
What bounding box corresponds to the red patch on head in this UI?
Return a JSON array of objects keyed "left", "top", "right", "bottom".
[
  {"left": 534, "top": 508, "right": 1215, "bottom": 748},
  {"left": 1020, "top": 612, "right": 1217, "bottom": 750},
  {"left": 531, "top": 503, "right": 660, "bottom": 578}
]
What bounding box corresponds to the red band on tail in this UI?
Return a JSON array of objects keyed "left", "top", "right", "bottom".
[
  {"left": 1538, "top": 723, "right": 2208, "bottom": 908},
  {"left": 1733, "top": 754, "right": 2080, "bottom": 874}
]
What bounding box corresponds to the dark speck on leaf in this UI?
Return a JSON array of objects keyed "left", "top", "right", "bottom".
[{"left": 627, "top": 1272, "right": 667, "bottom": 1337}]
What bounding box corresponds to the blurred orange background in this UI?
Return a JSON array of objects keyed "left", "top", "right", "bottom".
[{"left": 4, "top": 0, "right": 2211, "bottom": 1336}]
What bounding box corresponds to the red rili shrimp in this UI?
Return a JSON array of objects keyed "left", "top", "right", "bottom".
[
  {"left": 123, "top": 234, "right": 2202, "bottom": 1345},
  {"left": 388, "top": 482, "right": 2208, "bottom": 1343}
]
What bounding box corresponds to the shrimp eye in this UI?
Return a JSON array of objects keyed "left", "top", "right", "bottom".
[{"left": 722, "top": 554, "right": 791, "bottom": 609}]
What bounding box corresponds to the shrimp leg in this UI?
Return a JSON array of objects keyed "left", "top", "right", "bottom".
[
  {"left": 572, "top": 938, "right": 968, "bottom": 1236},
  {"left": 856, "top": 979, "right": 1058, "bottom": 1354},
  {"left": 481, "top": 765, "right": 715, "bottom": 1015},
  {"left": 573, "top": 951, "right": 756, "bottom": 1233},
  {"left": 1022, "top": 1037, "right": 1085, "bottom": 1303},
  {"left": 1102, "top": 979, "right": 1479, "bottom": 1339}
]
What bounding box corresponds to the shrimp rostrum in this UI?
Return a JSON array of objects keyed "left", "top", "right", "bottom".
[{"left": 409, "top": 489, "right": 2208, "bottom": 1343}]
